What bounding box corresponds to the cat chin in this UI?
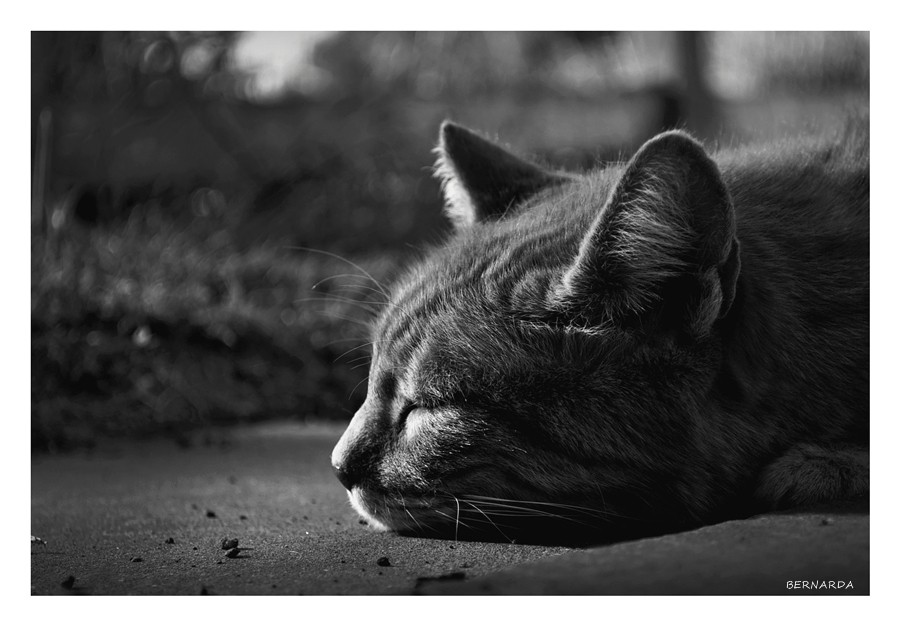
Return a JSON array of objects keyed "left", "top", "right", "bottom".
[
  {"left": 348, "top": 485, "right": 460, "bottom": 534},
  {"left": 347, "top": 487, "right": 418, "bottom": 531},
  {"left": 346, "top": 487, "right": 393, "bottom": 532}
]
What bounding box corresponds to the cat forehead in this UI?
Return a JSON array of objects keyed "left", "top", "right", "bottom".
[
  {"left": 368, "top": 167, "right": 626, "bottom": 383},
  {"left": 400, "top": 172, "right": 613, "bottom": 277},
  {"left": 375, "top": 175, "right": 615, "bottom": 322}
]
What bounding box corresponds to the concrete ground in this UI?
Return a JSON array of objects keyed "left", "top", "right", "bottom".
[{"left": 31, "top": 421, "right": 868, "bottom": 595}]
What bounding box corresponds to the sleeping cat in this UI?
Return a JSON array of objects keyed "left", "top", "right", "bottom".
[{"left": 331, "top": 119, "right": 869, "bottom": 544}]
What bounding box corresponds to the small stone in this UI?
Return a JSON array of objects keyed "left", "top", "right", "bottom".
[
  {"left": 821, "top": 517, "right": 835, "bottom": 526},
  {"left": 60, "top": 575, "right": 75, "bottom": 589},
  {"left": 164, "top": 537, "right": 175, "bottom": 544},
  {"left": 130, "top": 557, "right": 143, "bottom": 563},
  {"left": 376, "top": 556, "right": 391, "bottom": 567},
  {"left": 225, "top": 548, "right": 241, "bottom": 558},
  {"left": 358, "top": 519, "right": 368, "bottom": 525},
  {"left": 206, "top": 510, "right": 217, "bottom": 518},
  {"left": 221, "top": 538, "right": 239, "bottom": 550},
  {"left": 239, "top": 515, "right": 248, "bottom": 521}
]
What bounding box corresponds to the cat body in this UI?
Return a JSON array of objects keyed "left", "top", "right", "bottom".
[{"left": 331, "top": 119, "right": 869, "bottom": 544}]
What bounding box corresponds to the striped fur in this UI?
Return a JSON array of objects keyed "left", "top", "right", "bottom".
[{"left": 331, "top": 120, "right": 869, "bottom": 545}]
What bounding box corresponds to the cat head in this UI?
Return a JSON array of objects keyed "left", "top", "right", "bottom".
[{"left": 331, "top": 122, "right": 741, "bottom": 544}]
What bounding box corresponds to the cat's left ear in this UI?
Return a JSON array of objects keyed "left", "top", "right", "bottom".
[
  {"left": 553, "top": 130, "right": 741, "bottom": 338},
  {"left": 435, "top": 121, "right": 569, "bottom": 228}
]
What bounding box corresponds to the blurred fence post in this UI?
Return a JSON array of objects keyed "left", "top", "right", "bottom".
[
  {"left": 674, "top": 32, "right": 719, "bottom": 140},
  {"left": 33, "top": 107, "right": 53, "bottom": 245}
]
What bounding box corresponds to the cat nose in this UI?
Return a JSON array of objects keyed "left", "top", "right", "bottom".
[
  {"left": 332, "top": 402, "right": 379, "bottom": 491},
  {"left": 331, "top": 418, "right": 366, "bottom": 490},
  {"left": 332, "top": 460, "right": 357, "bottom": 490}
]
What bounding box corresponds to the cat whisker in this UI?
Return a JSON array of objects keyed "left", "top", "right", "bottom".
[
  {"left": 459, "top": 498, "right": 592, "bottom": 527},
  {"left": 457, "top": 508, "right": 550, "bottom": 518},
  {"left": 322, "top": 337, "right": 376, "bottom": 347},
  {"left": 455, "top": 513, "right": 521, "bottom": 534},
  {"left": 294, "top": 296, "right": 384, "bottom": 313},
  {"left": 461, "top": 495, "right": 640, "bottom": 522},
  {"left": 400, "top": 496, "right": 425, "bottom": 534},
  {"left": 312, "top": 274, "right": 385, "bottom": 294},
  {"left": 399, "top": 494, "right": 440, "bottom": 535},
  {"left": 464, "top": 500, "right": 514, "bottom": 543},
  {"left": 349, "top": 376, "right": 369, "bottom": 399},
  {"left": 333, "top": 342, "right": 374, "bottom": 363},
  {"left": 286, "top": 245, "right": 389, "bottom": 300},
  {"left": 433, "top": 508, "right": 474, "bottom": 535},
  {"left": 330, "top": 282, "right": 392, "bottom": 299},
  {"left": 432, "top": 490, "right": 463, "bottom": 540},
  {"left": 462, "top": 494, "right": 612, "bottom": 516}
]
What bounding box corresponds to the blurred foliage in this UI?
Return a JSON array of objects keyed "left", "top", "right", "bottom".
[
  {"left": 32, "top": 210, "right": 400, "bottom": 450},
  {"left": 31, "top": 31, "right": 869, "bottom": 450}
]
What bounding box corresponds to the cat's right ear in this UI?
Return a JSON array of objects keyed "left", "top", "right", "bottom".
[
  {"left": 434, "top": 121, "right": 568, "bottom": 229},
  {"left": 552, "top": 130, "right": 740, "bottom": 338}
]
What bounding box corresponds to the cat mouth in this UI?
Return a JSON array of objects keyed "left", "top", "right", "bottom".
[
  {"left": 347, "top": 486, "right": 643, "bottom": 545},
  {"left": 348, "top": 486, "right": 454, "bottom": 534}
]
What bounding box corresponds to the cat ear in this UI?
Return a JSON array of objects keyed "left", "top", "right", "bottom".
[
  {"left": 554, "top": 130, "right": 741, "bottom": 337},
  {"left": 434, "top": 121, "right": 568, "bottom": 228}
]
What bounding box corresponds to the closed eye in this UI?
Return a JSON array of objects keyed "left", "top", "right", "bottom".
[
  {"left": 399, "top": 405, "right": 438, "bottom": 443},
  {"left": 397, "top": 403, "right": 418, "bottom": 430},
  {"left": 397, "top": 392, "right": 445, "bottom": 430}
]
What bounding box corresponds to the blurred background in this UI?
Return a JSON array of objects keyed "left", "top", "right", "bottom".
[{"left": 30, "top": 31, "right": 869, "bottom": 452}]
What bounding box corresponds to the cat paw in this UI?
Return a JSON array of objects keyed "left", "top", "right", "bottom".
[{"left": 754, "top": 443, "right": 868, "bottom": 509}]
